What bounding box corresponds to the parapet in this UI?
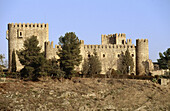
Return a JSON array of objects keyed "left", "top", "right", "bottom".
[
  {"left": 8, "top": 23, "right": 48, "bottom": 28},
  {"left": 45, "top": 41, "right": 54, "bottom": 48},
  {"left": 80, "top": 40, "right": 84, "bottom": 44},
  {"left": 45, "top": 41, "right": 62, "bottom": 52},
  {"left": 127, "top": 39, "right": 132, "bottom": 45},
  {"left": 84, "top": 44, "right": 135, "bottom": 49},
  {"left": 101, "top": 33, "right": 126, "bottom": 38},
  {"left": 136, "top": 39, "right": 148, "bottom": 43},
  {"left": 118, "top": 33, "right": 126, "bottom": 38},
  {"left": 55, "top": 45, "right": 62, "bottom": 49}
]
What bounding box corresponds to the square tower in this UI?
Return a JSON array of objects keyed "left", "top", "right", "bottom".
[
  {"left": 101, "top": 33, "right": 127, "bottom": 45},
  {"left": 6, "top": 23, "right": 49, "bottom": 71}
]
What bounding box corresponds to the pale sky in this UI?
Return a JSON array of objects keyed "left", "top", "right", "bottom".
[{"left": 0, "top": 0, "right": 170, "bottom": 62}]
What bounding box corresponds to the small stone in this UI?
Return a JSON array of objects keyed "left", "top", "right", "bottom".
[
  {"left": 49, "top": 90, "right": 54, "bottom": 95},
  {"left": 20, "top": 99, "right": 24, "bottom": 102},
  {"left": 16, "top": 91, "right": 19, "bottom": 95},
  {"left": 47, "top": 96, "right": 53, "bottom": 100},
  {"left": 62, "top": 100, "right": 70, "bottom": 105},
  {"left": 103, "top": 105, "right": 116, "bottom": 110}
]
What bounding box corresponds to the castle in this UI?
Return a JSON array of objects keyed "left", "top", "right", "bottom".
[{"left": 6, "top": 23, "right": 152, "bottom": 75}]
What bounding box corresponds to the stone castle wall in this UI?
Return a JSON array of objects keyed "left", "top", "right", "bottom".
[
  {"left": 44, "top": 33, "right": 137, "bottom": 74},
  {"left": 7, "top": 23, "right": 150, "bottom": 75},
  {"left": 45, "top": 41, "right": 61, "bottom": 60},
  {"left": 80, "top": 41, "right": 136, "bottom": 74},
  {"left": 7, "top": 23, "right": 49, "bottom": 71}
]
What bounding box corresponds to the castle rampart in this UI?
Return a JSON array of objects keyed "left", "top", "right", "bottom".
[
  {"left": 45, "top": 41, "right": 61, "bottom": 60},
  {"left": 7, "top": 23, "right": 150, "bottom": 75},
  {"left": 8, "top": 23, "right": 48, "bottom": 28}
]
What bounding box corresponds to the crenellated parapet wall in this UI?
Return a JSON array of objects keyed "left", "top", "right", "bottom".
[
  {"left": 8, "top": 23, "right": 48, "bottom": 29},
  {"left": 136, "top": 39, "right": 148, "bottom": 43},
  {"left": 101, "top": 33, "right": 126, "bottom": 38},
  {"left": 80, "top": 40, "right": 84, "bottom": 45},
  {"left": 45, "top": 41, "right": 61, "bottom": 60},
  {"left": 127, "top": 39, "right": 132, "bottom": 45},
  {"left": 83, "top": 44, "right": 135, "bottom": 49}
]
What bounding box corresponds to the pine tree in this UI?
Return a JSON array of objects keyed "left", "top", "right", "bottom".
[
  {"left": 0, "top": 54, "right": 5, "bottom": 74},
  {"left": 120, "top": 49, "right": 134, "bottom": 74},
  {"left": 17, "top": 36, "right": 46, "bottom": 81},
  {"left": 44, "top": 58, "right": 65, "bottom": 79},
  {"left": 157, "top": 48, "right": 170, "bottom": 70},
  {"left": 82, "top": 50, "right": 102, "bottom": 77},
  {"left": 82, "top": 59, "right": 89, "bottom": 76},
  {"left": 12, "top": 50, "right": 17, "bottom": 72},
  {"left": 89, "top": 50, "right": 102, "bottom": 76},
  {"left": 58, "top": 32, "right": 82, "bottom": 78}
]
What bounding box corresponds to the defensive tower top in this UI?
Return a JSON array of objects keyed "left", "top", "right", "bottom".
[
  {"left": 101, "top": 33, "right": 127, "bottom": 45},
  {"left": 8, "top": 23, "right": 48, "bottom": 29},
  {"left": 101, "top": 33, "right": 126, "bottom": 38}
]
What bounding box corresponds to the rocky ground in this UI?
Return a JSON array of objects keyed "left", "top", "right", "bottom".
[{"left": 0, "top": 77, "right": 170, "bottom": 111}]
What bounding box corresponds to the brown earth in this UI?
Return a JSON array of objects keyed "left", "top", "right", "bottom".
[{"left": 0, "top": 77, "right": 170, "bottom": 111}]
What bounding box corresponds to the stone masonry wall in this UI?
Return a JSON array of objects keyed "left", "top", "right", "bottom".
[
  {"left": 80, "top": 43, "right": 136, "bottom": 74},
  {"left": 7, "top": 23, "right": 49, "bottom": 71},
  {"left": 136, "top": 39, "right": 149, "bottom": 75},
  {"left": 7, "top": 23, "right": 149, "bottom": 75},
  {"left": 45, "top": 34, "right": 137, "bottom": 74}
]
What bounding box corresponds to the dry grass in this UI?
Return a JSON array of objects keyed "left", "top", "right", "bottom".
[{"left": 0, "top": 77, "right": 170, "bottom": 110}]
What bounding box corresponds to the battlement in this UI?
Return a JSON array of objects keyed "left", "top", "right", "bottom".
[
  {"left": 8, "top": 23, "right": 48, "bottom": 28},
  {"left": 45, "top": 41, "right": 62, "bottom": 49},
  {"left": 136, "top": 39, "right": 148, "bottom": 43},
  {"left": 127, "top": 39, "right": 132, "bottom": 45},
  {"left": 84, "top": 44, "right": 135, "bottom": 49},
  {"left": 45, "top": 41, "right": 54, "bottom": 48},
  {"left": 55, "top": 45, "right": 62, "bottom": 49},
  {"left": 80, "top": 40, "right": 84, "bottom": 44},
  {"left": 101, "top": 33, "right": 126, "bottom": 38}
]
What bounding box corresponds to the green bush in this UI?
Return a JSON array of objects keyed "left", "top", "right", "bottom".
[{"left": 152, "top": 78, "right": 157, "bottom": 83}]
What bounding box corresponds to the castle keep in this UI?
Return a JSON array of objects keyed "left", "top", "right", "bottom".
[{"left": 7, "top": 23, "right": 151, "bottom": 75}]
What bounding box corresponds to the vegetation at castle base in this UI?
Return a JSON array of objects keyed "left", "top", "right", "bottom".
[
  {"left": 82, "top": 50, "right": 102, "bottom": 77},
  {"left": 12, "top": 50, "right": 17, "bottom": 72},
  {"left": 17, "top": 36, "right": 46, "bottom": 81},
  {"left": 119, "top": 49, "right": 134, "bottom": 74},
  {"left": 157, "top": 48, "right": 170, "bottom": 70},
  {"left": 0, "top": 54, "right": 7, "bottom": 74},
  {"left": 43, "top": 58, "right": 65, "bottom": 79},
  {"left": 58, "top": 32, "right": 82, "bottom": 78}
]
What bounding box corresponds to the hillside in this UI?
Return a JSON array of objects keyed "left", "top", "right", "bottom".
[{"left": 0, "top": 77, "right": 170, "bottom": 110}]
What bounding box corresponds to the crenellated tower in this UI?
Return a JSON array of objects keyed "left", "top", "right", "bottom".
[
  {"left": 6, "top": 23, "right": 49, "bottom": 71},
  {"left": 101, "top": 33, "right": 129, "bottom": 45},
  {"left": 136, "top": 39, "right": 149, "bottom": 75}
]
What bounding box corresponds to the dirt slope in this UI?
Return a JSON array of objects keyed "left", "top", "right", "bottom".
[{"left": 0, "top": 78, "right": 170, "bottom": 111}]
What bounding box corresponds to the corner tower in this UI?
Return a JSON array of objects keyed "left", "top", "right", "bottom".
[
  {"left": 136, "top": 39, "right": 149, "bottom": 75},
  {"left": 6, "top": 23, "right": 49, "bottom": 71}
]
